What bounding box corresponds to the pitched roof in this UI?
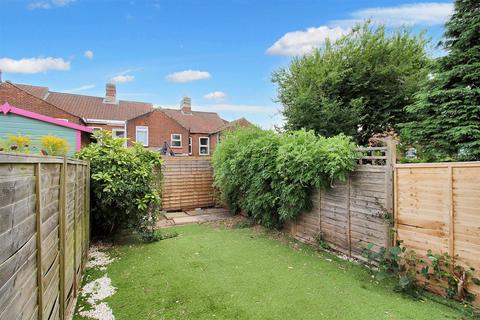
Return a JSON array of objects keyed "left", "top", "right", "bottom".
[
  {"left": 0, "top": 82, "right": 86, "bottom": 125},
  {"left": 213, "top": 117, "right": 252, "bottom": 133},
  {"left": 45, "top": 91, "right": 153, "bottom": 121},
  {"left": 15, "top": 83, "right": 153, "bottom": 121},
  {"left": 161, "top": 108, "right": 227, "bottom": 134},
  {"left": 15, "top": 84, "right": 49, "bottom": 99},
  {"left": 14, "top": 82, "right": 230, "bottom": 132}
]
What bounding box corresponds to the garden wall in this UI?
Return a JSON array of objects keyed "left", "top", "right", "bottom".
[
  {"left": 285, "top": 144, "right": 395, "bottom": 260},
  {"left": 395, "top": 162, "right": 480, "bottom": 304},
  {"left": 0, "top": 153, "right": 90, "bottom": 320},
  {"left": 161, "top": 156, "right": 215, "bottom": 211}
]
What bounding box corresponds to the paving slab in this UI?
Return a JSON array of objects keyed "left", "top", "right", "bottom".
[
  {"left": 172, "top": 216, "right": 202, "bottom": 225},
  {"left": 186, "top": 208, "right": 230, "bottom": 216},
  {"left": 157, "top": 219, "right": 175, "bottom": 228},
  {"left": 164, "top": 211, "right": 189, "bottom": 219}
]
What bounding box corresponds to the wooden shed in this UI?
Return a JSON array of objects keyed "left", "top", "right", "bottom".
[{"left": 0, "top": 103, "right": 92, "bottom": 156}]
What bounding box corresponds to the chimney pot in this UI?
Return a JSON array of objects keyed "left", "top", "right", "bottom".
[
  {"left": 181, "top": 96, "right": 192, "bottom": 114},
  {"left": 105, "top": 82, "right": 117, "bottom": 103}
]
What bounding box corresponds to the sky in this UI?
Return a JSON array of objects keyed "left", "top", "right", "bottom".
[{"left": 0, "top": 0, "right": 453, "bottom": 128}]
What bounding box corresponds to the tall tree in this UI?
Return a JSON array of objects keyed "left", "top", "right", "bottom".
[
  {"left": 402, "top": 0, "right": 480, "bottom": 161},
  {"left": 272, "top": 23, "right": 430, "bottom": 144}
]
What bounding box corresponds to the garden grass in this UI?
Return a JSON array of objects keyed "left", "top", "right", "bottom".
[{"left": 75, "top": 224, "right": 470, "bottom": 320}]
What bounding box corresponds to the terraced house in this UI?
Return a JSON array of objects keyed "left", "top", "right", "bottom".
[{"left": 0, "top": 80, "right": 250, "bottom": 156}]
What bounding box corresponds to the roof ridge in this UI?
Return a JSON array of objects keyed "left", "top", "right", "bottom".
[
  {"left": 6, "top": 82, "right": 87, "bottom": 125},
  {"left": 48, "top": 90, "right": 152, "bottom": 105}
]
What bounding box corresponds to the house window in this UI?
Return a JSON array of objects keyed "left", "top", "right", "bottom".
[
  {"left": 136, "top": 126, "right": 148, "bottom": 146},
  {"left": 112, "top": 128, "right": 125, "bottom": 139},
  {"left": 199, "top": 137, "right": 210, "bottom": 155},
  {"left": 171, "top": 134, "right": 182, "bottom": 148},
  {"left": 112, "top": 128, "right": 127, "bottom": 147},
  {"left": 188, "top": 137, "right": 192, "bottom": 155}
]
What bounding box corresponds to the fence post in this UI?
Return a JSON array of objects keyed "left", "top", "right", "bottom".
[
  {"left": 346, "top": 178, "right": 352, "bottom": 257},
  {"left": 35, "top": 163, "right": 44, "bottom": 320},
  {"left": 448, "top": 165, "right": 455, "bottom": 261},
  {"left": 73, "top": 164, "right": 78, "bottom": 296},
  {"left": 385, "top": 138, "right": 396, "bottom": 247},
  {"left": 86, "top": 162, "right": 90, "bottom": 248},
  {"left": 59, "top": 156, "right": 67, "bottom": 320}
]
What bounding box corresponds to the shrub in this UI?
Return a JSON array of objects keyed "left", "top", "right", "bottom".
[
  {"left": 41, "top": 135, "right": 68, "bottom": 156},
  {"left": 78, "top": 130, "right": 163, "bottom": 239},
  {"left": 212, "top": 127, "right": 357, "bottom": 228},
  {"left": 6, "top": 133, "right": 31, "bottom": 153},
  {"left": 363, "top": 242, "right": 480, "bottom": 303}
]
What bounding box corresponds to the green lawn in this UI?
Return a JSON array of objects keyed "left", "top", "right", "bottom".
[{"left": 76, "top": 224, "right": 469, "bottom": 320}]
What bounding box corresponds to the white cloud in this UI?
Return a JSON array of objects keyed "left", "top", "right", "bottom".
[
  {"left": 267, "top": 3, "right": 454, "bottom": 57},
  {"left": 266, "top": 26, "right": 349, "bottom": 56},
  {"left": 166, "top": 70, "right": 211, "bottom": 83},
  {"left": 0, "top": 57, "right": 70, "bottom": 74},
  {"left": 203, "top": 91, "right": 226, "bottom": 102},
  {"left": 63, "top": 84, "right": 96, "bottom": 93},
  {"left": 110, "top": 75, "right": 135, "bottom": 83},
  {"left": 348, "top": 2, "right": 454, "bottom": 27},
  {"left": 28, "top": 0, "right": 75, "bottom": 10},
  {"left": 84, "top": 50, "right": 94, "bottom": 60}
]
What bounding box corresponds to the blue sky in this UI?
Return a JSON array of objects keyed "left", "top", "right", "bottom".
[{"left": 0, "top": 0, "right": 453, "bottom": 128}]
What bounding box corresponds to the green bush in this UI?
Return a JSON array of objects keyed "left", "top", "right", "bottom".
[
  {"left": 212, "top": 127, "right": 357, "bottom": 228},
  {"left": 78, "top": 130, "right": 163, "bottom": 239}
]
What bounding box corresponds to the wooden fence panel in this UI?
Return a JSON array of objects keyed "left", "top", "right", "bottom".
[
  {"left": 0, "top": 153, "right": 90, "bottom": 320},
  {"left": 161, "top": 157, "right": 215, "bottom": 211},
  {"left": 395, "top": 162, "right": 480, "bottom": 305},
  {"left": 286, "top": 144, "right": 395, "bottom": 261}
]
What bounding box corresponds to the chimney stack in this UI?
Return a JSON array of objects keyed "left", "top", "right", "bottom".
[
  {"left": 105, "top": 82, "right": 117, "bottom": 103},
  {"left": 181, "top": 96, "right": 192, "bottom": 114}
]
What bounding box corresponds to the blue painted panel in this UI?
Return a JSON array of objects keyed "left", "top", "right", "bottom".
[{"left": 0, "top": 113, "right": 77, "bottom": 157}]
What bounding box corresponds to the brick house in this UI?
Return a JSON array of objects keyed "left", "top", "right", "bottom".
[
  {"left": 127, "top": 97, "right": 227, "bottom": 156},
  {"left": 0, "top": 81, "right": 92, "bottom": 147},
  {"left": 3, "top": 80, "right": 250, "bottom": 155}
]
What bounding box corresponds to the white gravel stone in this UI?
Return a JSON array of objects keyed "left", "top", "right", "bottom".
[
  {"left": 86, "top": 246, "right": 115, "bottom": 270},
  {"left": 79, "top": 302, "right": 115, "bottom": 320}
]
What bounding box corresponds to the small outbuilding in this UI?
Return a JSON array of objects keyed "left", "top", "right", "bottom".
[{"left": 0, "top": 103, "right": 92, "bottom": 156}]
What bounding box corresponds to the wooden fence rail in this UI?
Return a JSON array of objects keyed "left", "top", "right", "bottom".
[
  {"left": 0, "top": 153, "right": 90, "bottom": 320},
  {"left": 395, "top": 161, "right": 480, "bottom": 304},
  {"left": 285, "top": 142, "right": 396, "bottom": 260},
  {"left": 161, "top": 156, "right": 215, "bottom": 211}
]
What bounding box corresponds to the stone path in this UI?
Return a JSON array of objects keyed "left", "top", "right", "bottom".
[{"left": 157, "top": 208, "right": 231, "bottom": 228}]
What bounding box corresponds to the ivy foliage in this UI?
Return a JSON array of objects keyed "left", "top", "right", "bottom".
[
  {"left": 78, "top": 130, "right": 163, "bottom": 238},
  {"left": 363, "top": 241, "right": 480, "bottom": 310},
  {"left": 402, "top": 0, "right": 480, "bottom": 161},
  {"left": 272, "top": 22, "right": 430, "bottom": 145},
  {"left": 212, "top": 127, "right": 357, "bottom": 228}
]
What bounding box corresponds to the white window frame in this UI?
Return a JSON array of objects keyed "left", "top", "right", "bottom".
[
  {"left": 199, "top": 136, "right": 210, "bottom": 156},
  {"left": 136, "top": 126, "right": 149, "bottom": 146},
  {"left": 112, "top": 128, "right": 125, "bottom": 138},
  {"left": 171, "top": 133, "right": 182, "bottom": 148},
  {"left": 188, "top": 137, "right": 192, "bottom": 155},
  {"left": 112, "top": 128, "right": 127, "bottom": 147}
]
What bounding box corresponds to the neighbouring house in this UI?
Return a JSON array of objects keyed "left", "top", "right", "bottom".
[
  {"left": 2, "top": 79, "right": 251, "bottom": 155},
  {"left": 0, "top": 81, "right": 92, "bottom": 150},
  {"left": 0, "top": 103, "right": 92, "bottom": 156},
  {"left": 127, "top": 97, "right": 229, "bottom": 156}
]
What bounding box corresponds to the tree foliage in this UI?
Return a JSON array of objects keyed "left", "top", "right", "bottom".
[
  {"left": 272, "top": 22, "right": 430, "bottom": 144},
  {"left": 78, "top": 130, "right": 163, "bottom": 238},
  {"left": 401, "top": 0, "right": 480, "bottom": 161},
  {"left": 212, "top": 127, "right": 357, "bottom": 228}
]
